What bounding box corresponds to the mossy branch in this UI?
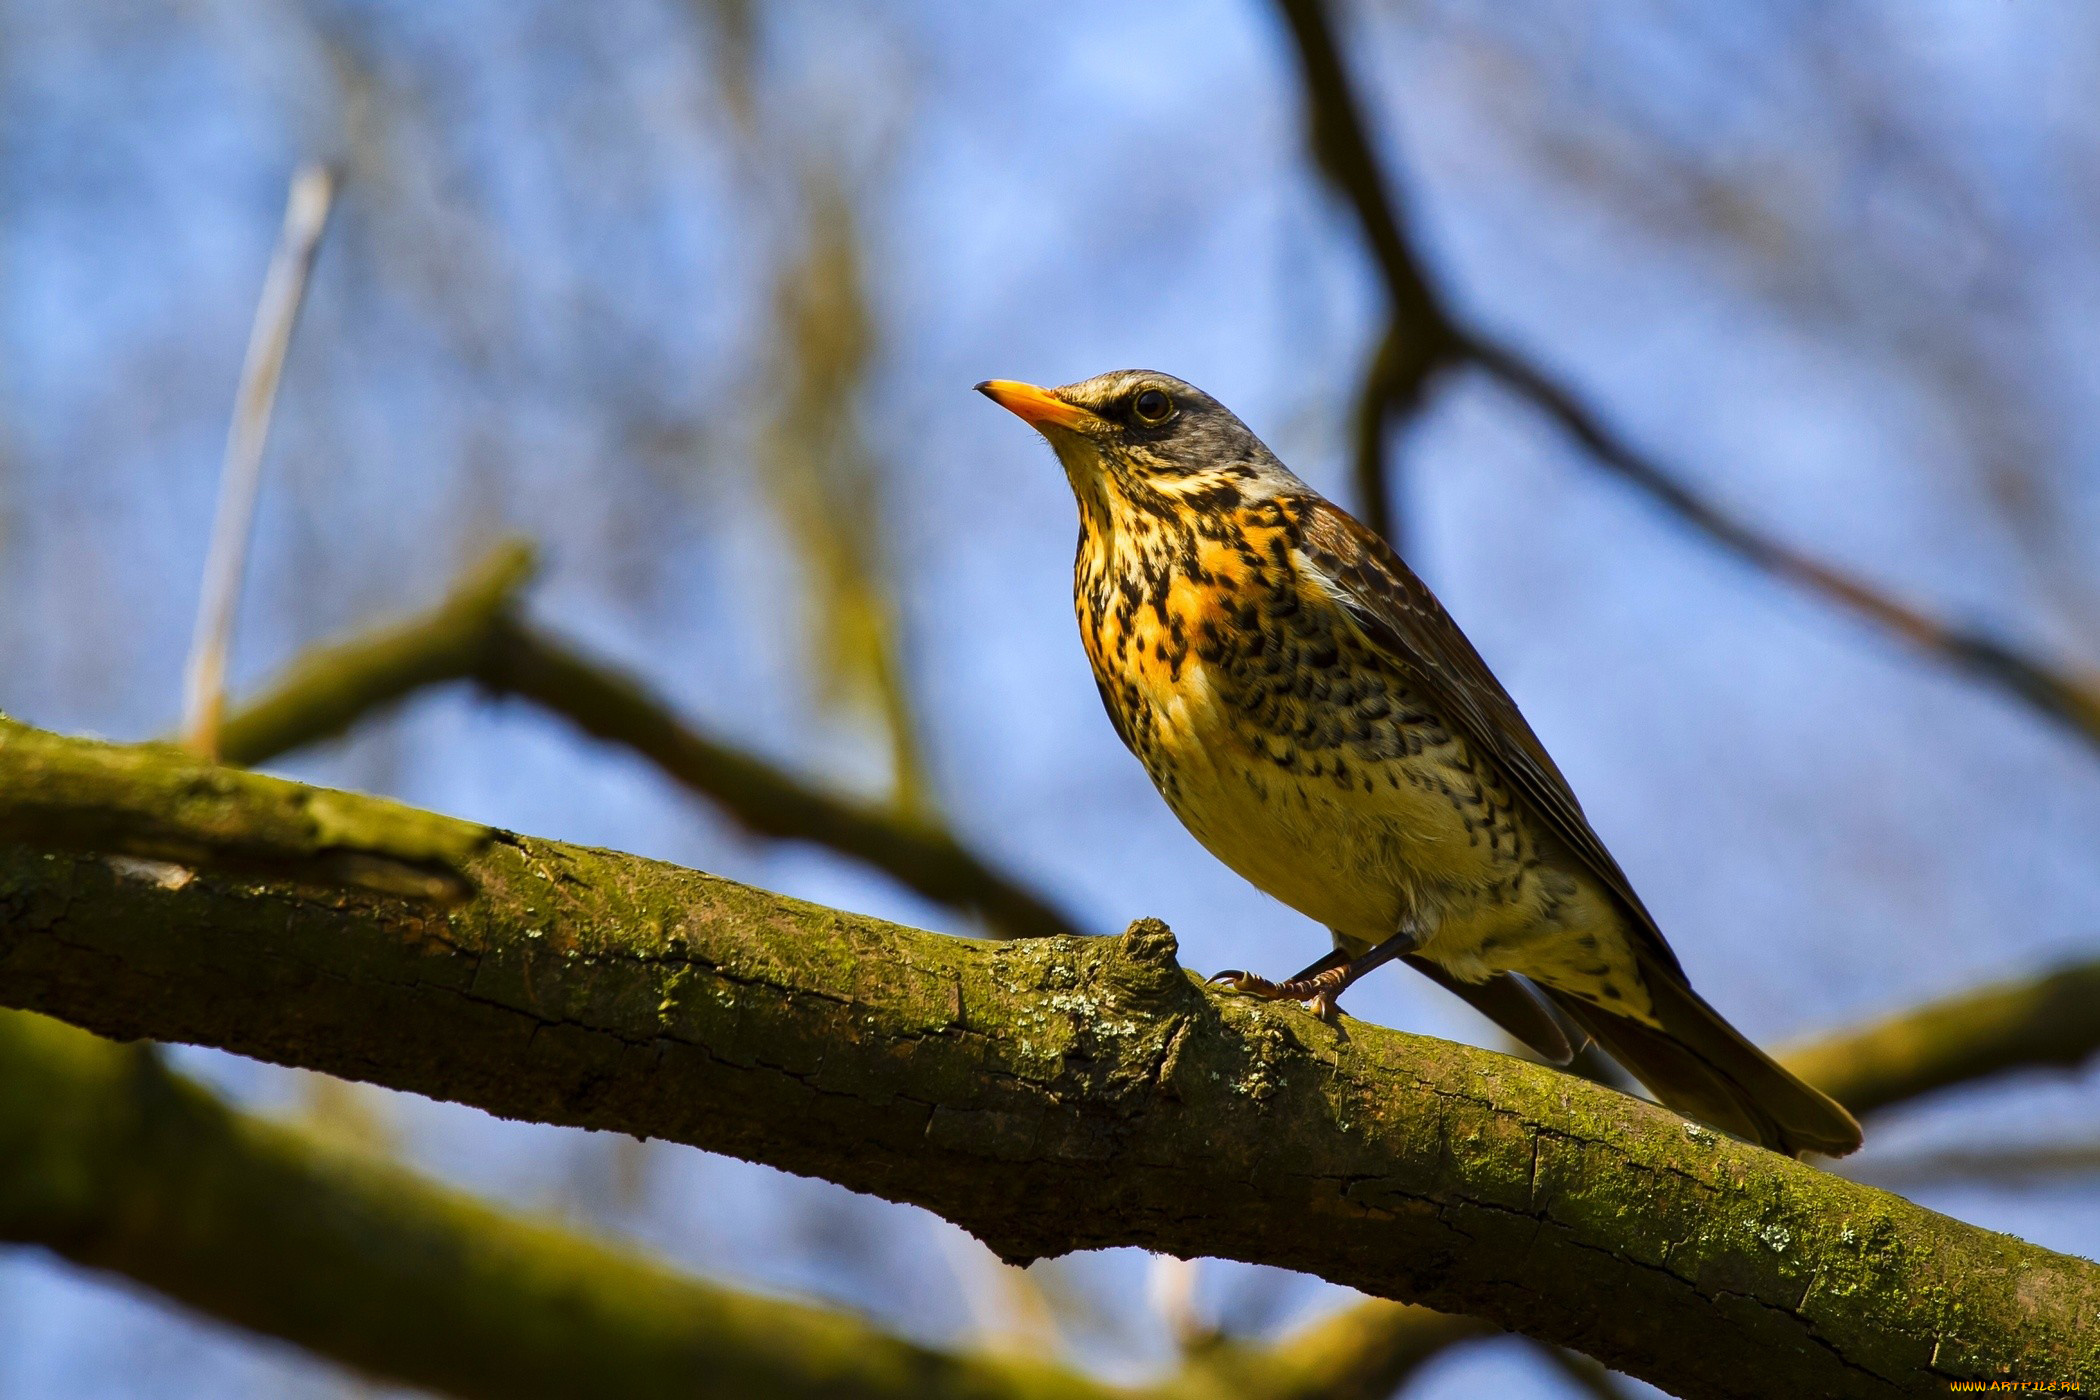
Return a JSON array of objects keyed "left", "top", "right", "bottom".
[
  {"left": 1, "top": 998, "right": 1495, "bottom": 1400},
  {"left": 214, "top": 541, "right": 1085, "bottom": 941},
  {"left": 1, "top": 722, "right": 2094, "bottom": 1398},
  {"left": 0, "top": 719, "right": 485, "bottom": 902}
]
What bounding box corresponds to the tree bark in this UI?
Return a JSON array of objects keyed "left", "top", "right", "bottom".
[{"left": 1, "top": 720, "right": 2093, "bottom": 1398}]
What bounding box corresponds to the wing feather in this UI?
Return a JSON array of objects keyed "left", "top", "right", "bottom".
[{"left": 1294, "top": 498, "right": 1684, "bottom": 978}]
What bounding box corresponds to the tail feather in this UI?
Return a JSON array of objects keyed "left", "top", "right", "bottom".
[
  {"left": 1404, "top": 957, "right": 1575, "bottom": 1066},
  {"left": 1542, "top": 955, "right": 1862, "bottom": 1159}
]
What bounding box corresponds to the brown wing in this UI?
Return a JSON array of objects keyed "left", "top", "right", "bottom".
[{"left": 1294, "top": 497, "right": 1685, "bottom": 979}]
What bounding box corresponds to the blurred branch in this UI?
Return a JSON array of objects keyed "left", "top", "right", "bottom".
[
  {"left": 1464, "top": 338, "right": 2100, "bottom": 744},
  {"left": 0, "top": 1010, "right": 1086, "bottom": 1400},
  {"left": 1781, "top": 956, "right": 2100, "bottom": 1120},
  {"left": 1346, "top": 323, "right": 1445, "bottom": 550},
  {"left": 1845, "top": 1139, "right": 2100, "bottom": 1192},
  {"left": 214, "top": 541, "right": 534, "bottom": 767},
  {"left": 479, "top": 620, "right": 1082, "bottom": 939},
  {"left": 1179, "top": 1303, "right": 1486, "bottom": 1400},
  {"left": 1273, "top": 0, "right": 2100, "bottom": 751},
  {"left": 0, "top": 722, "right": 2092, "bottom": 1398},
  {"left": 215, "top": 542, "right": 1086, "bottom": 940},
  {"left": 182, "top": 163, "right": 337, "bottom": 758},
  {"left": 1274, "top": 0, "right": 1458, "bottom": 544},
  {"left": 0, "top": 1007, "right": 1496, "bottom": 1400},
  {"left": 764, "top": 165, "right": 933, "bottom": 817}
]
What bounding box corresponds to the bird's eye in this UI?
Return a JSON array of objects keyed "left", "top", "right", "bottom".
[{"left": 1131, "top": 387, "right": 1174, "bottom": 425}]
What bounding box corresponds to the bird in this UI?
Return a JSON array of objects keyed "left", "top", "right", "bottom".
[{"left": 977, "top": 369, "right": 1862, "bottom": 1159}]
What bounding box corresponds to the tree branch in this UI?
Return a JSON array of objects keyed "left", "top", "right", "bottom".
[
  {"left": 2, "top": 721, "right": 2092, "bottom": 1398},
  {"left": 475, "top": 618, "right": 1081, "bottom": 941},
  {"left": 1274, "top": 0, "right": 1460, "bottom": 544},
  {"left": 1272, "top": 0, "right": 2100, "bottom": 751},
  {"left": 1782, "top": 957, "right": 2100, "bottom": 1120},
  {"left": 10, "top": 854, "right": 2091, "bottom": 1400},
  {"left": 212, "top": 540, "right": 537, "bottom": 767},
  {"left": 1, "top": 1002, "right": 1501, "bottom": 1400},
  {"left": 0, "top": 1009, "right": 1092, "bottom": 1400},
  {"left": 0, "top": 719, "right": 484, "bottom": 903},
  {"left": 213, "top": 542, "right": 1085, "bottom": 941}
]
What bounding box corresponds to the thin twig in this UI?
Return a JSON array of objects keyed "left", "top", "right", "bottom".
[
  {"left": 181, "top": 163, "right": 337, "bottom": 758},
  {"left": 1272, "top": 0, "right": 2100, "bottom": 751}
]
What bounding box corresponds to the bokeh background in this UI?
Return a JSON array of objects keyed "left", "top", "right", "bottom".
[{"left": 6, "top": 1, "right": 2100, "bottom": 1395}]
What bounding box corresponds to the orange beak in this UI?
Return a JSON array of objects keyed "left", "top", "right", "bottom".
[{"left": 975, "top": 379, "right": 1101, "bottom": 433}]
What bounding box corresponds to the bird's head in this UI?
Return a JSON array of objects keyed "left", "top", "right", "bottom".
[{"left": 977, "top": 370, "right": 1301, "bottom": 525}]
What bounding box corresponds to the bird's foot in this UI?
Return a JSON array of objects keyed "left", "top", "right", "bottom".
[
  {"left": 1206, "top": 968, "right": 1283, "bottom": 998},
  {"left": 1209, "top": 965, "right": 1351, "bottom": 1022}
]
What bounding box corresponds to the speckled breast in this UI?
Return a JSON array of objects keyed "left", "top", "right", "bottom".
[{"left": 1074, "top": 504, "right": 1527, "bottom": 944}]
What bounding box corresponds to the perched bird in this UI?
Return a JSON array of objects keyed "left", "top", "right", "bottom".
[{"left": 978, "top": 370, "right": 1861, "bottom": 1158}]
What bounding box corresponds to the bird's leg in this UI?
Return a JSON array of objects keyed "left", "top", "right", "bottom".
[{"left": 1210, "top": 928, "right": 1419, "bottom": 1022}]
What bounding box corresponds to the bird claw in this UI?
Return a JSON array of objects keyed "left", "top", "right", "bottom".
[
  {"left": 1208, "top": 969, "right": 1282, "bottom": 998},
  {"left": 1209, "top": 968, "right": 1345, "bottom": 1023}
]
